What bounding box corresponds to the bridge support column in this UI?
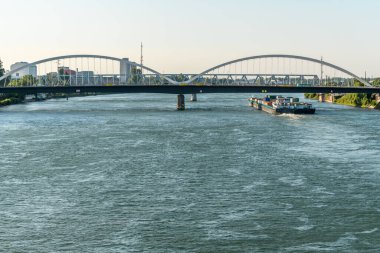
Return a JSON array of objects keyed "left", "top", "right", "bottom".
[
  {"left": 319, "top": 93, "right": 325, "bottom": 103},
  {"left": 330, "top": 93, "right": 335, "bottom": 103},
  {"left": 375, "top": 93, "right": 380, "bottom": 103},
  {"left": 190, "top": 93, "right": 197, "bottom": 102},
  {"left": 177, "top": 94, "right": 185, "bottom": 110}
]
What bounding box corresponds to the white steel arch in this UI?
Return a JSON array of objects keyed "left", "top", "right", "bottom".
[
  {"left": 0, "top": 54, "right": 176, "bottom": 84},
  {"left": 187, "top": 54, "right": 372, "bottom": 87}
]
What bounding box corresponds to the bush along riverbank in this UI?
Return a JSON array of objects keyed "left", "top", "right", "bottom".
[
  {"left": 0, "top": 95, "right": 24, "bottom": 107},
  {"left": 0, "top": 92, "right": 105, "bottom": 108},
  {"left": 335, "top": 93, "right": 379, "bottom": 109},
  {"left": 305, "top": 93, "right": 380, "bottom": 110},
  {"left": 305, "top": 79, "right": 380, "bottom": 110},
  {"left": 304, "top": 93, "right": 320, "bottom": 100}
]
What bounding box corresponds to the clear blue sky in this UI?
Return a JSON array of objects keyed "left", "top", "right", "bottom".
[{"left": 1, "top": 0, "right": 379, "bottom": 76}]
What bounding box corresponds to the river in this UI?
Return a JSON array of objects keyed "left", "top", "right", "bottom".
[{"left": 0, "top": 93, "right": 379, "bottom": 252}]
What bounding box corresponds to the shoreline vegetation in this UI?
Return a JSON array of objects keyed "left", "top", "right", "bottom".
[
  {"left": 305, "top": 93, "right": 380, "bottom": 110},
  {"left": 0, "top": 93, "right": 101, "bottom": 108},
  {"left": 305, "top": 79, "right": 380, "bottom": 110},
  {"left": 1, "top": 92, "right": 379, "bottom": 109},
  {"left": 0, "top": 95, "right": 23, "bottom": 107}
]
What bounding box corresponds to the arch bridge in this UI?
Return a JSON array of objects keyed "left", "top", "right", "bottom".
[{"left": 0, "top": 54, "right": 378, "bottom": 99}]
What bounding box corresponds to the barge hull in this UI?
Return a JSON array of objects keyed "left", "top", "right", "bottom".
[{"left": 250, "top": 100, "right": 316, "bottom": 115}]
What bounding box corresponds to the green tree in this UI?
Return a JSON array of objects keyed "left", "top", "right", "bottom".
[
  {"left": 46, "top": 72, "right": 59, "bottom": 86},
  {"left": 172, "top": 74, "right": 188, "bottom": 82},
  {"left": 8, "top": 75, "right": 37, "bottom": 87},
  {"left": 0, "top": 59, "right": 4, "bottom": 77},
  {"left": 130, "top": 66, "right": 142, "bottom": 84},
  {"left": 354, "top": 80, "right": 365, "bottom": 87},
  {"left": 304, "top": 93, "right": 319, "bottom": 100},
  {"left": 0, "top": 59, "right": 5, "bottom": 86},
  {"left": 372, "top": 78, "right": 380, "bottom": 87}
]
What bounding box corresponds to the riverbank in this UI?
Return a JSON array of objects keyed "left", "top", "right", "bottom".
[
  {"left": 0, "top": 92, "right": 102, "bottom": 108},
  {"left": 0, "top": 95, "right": 23, "bottom": 107},
  {"left": 305, "top": 93, "right": 380, "bottom": 110}
]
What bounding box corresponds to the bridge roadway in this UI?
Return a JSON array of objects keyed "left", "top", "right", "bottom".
[{"left": 0, "top": 85, "right": 379, "bottom": 95}]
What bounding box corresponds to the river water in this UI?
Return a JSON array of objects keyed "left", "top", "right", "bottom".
[{"left": 0, "top": 93, "right": 379, "bottom": 252}]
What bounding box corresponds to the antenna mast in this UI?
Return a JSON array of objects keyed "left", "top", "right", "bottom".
[
  {"left": 140, "top": 42, "right": 143, "bottom": 74},
  {"left": 320, "top": 56, "right": 323, "bottom": 86}
]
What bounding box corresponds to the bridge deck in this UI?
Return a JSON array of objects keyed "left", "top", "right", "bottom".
[{"left": 0, "top": 85, "right": 379, "bottom": 95}]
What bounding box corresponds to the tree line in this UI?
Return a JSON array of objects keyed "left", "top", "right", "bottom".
[{"left": 0, "top": 59, "right": 5, "bottom": 86}]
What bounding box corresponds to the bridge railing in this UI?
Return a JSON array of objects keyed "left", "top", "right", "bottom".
[{"left": 188, "top": 74, "right": 355, "bottom": 87}]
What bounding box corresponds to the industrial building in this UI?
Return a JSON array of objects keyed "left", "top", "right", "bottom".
[{"left": 10, "top": 62, "right": 37, "bottom": 79}]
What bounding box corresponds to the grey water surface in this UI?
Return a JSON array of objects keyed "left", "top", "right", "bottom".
[{"left": 0, "top": 93, "right": 379, "bottom": 252}]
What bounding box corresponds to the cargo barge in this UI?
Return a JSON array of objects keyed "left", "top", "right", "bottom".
[{"left": 249, "top": 95, "right": 316, "bottom": 114}]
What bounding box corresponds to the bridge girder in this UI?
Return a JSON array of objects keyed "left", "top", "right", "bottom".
[{"left": 0, "top": 85, "right": 378, "bottom": 95}]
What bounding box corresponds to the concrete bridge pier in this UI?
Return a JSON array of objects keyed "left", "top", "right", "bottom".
[
  {"left": 376, "top": 93, "right": 380, "bottom": 103},
  {"left": 329, "top": 93, "right": 336, "bottom": 103},
  {"left": 190, "top": 93, "right": 197, "bottom": 102},
  {"left": 177, "top": 94, "right": 185, "bottom": 110},
  {"left": 319, "top": 93, "right": 325, "bottom": 102},
  {"left": 319, "top": 93, "right": 339, "bottom": 103}
]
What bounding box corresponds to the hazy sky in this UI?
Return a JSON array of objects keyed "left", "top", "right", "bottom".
[{"left": 1, "top": 0, "right": 379, "bottom": 76}]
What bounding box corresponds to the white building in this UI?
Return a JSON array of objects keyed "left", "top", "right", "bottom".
[{"left": 10, "top": 62, "right": 37, "bottom": 80}]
